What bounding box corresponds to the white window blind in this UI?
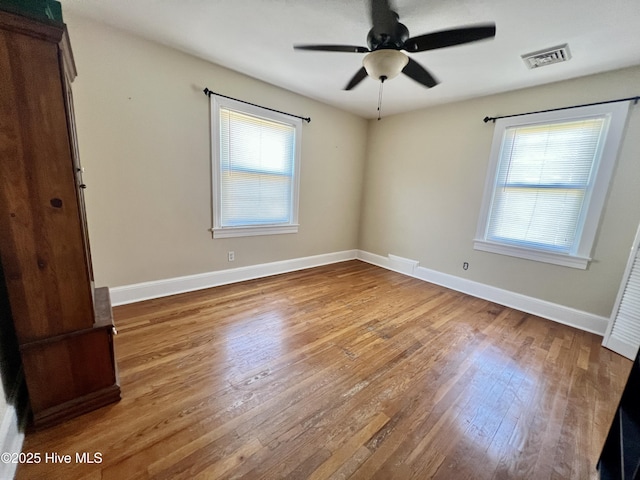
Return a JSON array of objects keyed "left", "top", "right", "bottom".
[
  {"left": 220, "top": 108, "right": 295, "bottom": 226},
  {"left": 210, "top": 95, "right": 301, "bottom": 238},
  {"left": 474, "top": 101, "right": 630, "bottom": 268},
  {"left": 486, "top": 117, "right": 606, "bottom": 253}
]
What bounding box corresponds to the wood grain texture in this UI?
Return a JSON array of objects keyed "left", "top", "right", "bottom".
[
  {"left": 0, "top": 14, "right": 93, "bottom": 343},
  {"left": 0, "top": 10, "right": 120, "bottom": 428},
  {"left": 17, "top": 261, "right": 631, "bottom": 479}
]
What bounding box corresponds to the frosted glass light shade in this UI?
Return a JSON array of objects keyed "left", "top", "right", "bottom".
[{"left": 362, "top": 50, "right": 409, "bottom": 80}]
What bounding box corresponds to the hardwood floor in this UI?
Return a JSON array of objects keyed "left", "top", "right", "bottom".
[{"left": 16, "top": 260, "right": 631, "bottom": 479}]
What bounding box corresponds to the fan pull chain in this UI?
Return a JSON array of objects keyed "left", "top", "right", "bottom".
[{"left": 377, "top": 76, "right": 386, "bottom": 121}]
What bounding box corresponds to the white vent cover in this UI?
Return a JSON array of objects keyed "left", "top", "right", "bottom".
[{"left": 522, "top": 44, "right": 571, "bottom": 69}]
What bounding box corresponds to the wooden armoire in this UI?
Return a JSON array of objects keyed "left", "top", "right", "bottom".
[{"left": 0, "top": 6, "right": 120, "bottom": 428}]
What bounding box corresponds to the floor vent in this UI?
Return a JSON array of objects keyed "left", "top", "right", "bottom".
[{"left": 522, "top": 44, "right": 571, "bottom": 69}]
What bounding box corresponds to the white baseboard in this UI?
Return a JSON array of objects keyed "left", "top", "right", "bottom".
[
  {"left": 110, "top": 250, "right": 359, "bottom": 306},
  {"left": 357, "top": 250, "right": 609, "bottom": 336},
  {"left": 0, "top": 369, "right": 27, "bottom": 480},
  {"left": 109, "top": 248, "right": 609, "bottom": 336},
  {"left": 603, "top": 336, "right": 639, "bottom": 360}
]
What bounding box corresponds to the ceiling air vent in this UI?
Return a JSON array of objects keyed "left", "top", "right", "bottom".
[{"left": 522, "top": 44, "right": 571, "bottom": 69}]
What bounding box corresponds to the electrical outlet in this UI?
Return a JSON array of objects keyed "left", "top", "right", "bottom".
[
  {"left": 228, "top": 251, "right": 235, "bottom": 262},
  {"left": 463, "top": 262, "right": 469, "bottom": 270}
]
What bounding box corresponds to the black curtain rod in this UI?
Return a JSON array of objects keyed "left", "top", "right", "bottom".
[
  {"left": 203, "top": 88, "right": 311, "bottom": 123},
  {"left": 483, "top": 95, "right": 640, "bottom": 123}
]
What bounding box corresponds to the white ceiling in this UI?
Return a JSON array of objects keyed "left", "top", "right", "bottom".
[{"left": 60, "top": 0, "right": 640, "bottom": 119}]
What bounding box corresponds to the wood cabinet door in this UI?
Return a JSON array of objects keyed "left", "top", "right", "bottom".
[{"left": 0, "top": 21, "right": 94, "bottom": 343}]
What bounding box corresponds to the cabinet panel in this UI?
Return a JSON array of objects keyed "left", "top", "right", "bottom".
[
  {"left": 0, "top": 26, "right": 93, "bottom": 343},
  {"left": 21, "top": 327, "right": 117, "bottom": 413},
  {"left": 62, "top": 57, "right": 95, "bottom": 286},
  {"left": 0, "top": 9, "right": 120, "bottom": 428}
]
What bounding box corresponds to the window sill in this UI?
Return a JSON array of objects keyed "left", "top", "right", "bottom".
[
  {"left": 473, "top": 239, "right": 590, "bottom": 269},
  {"left": 213, "top": 224, "right": 299, "bottom": 239}
]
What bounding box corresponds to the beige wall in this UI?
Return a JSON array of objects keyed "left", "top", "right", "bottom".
[
  {"left": 66, "top": 14, "right": 368, "bottom": 287},
  {"left": 359, "top": 66, "right": 640, "bottom": 317},
  {"left": 67, "top": 13, "right": 640, "bottom": 319}
]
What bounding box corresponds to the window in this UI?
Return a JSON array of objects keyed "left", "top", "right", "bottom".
[
  {"left": 474, "top": 102, "right": 629, "bottom": 269},
  {"left": 210, "top": 95, "right": 301, "bottom": 238}
]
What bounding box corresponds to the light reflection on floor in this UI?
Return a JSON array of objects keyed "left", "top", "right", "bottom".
[
  {"left": 222, "top": 310, "right": 286, "bottom": 377},
  {"left": 440, "top": 344, "right": 549, "bottom": 476}
]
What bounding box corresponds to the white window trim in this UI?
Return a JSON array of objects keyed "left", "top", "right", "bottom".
[
  {"left": 210, "top": 95, "right": 302, "bottom": 239},
  {"left": 474, "top": 101, "right": 630, "bottom": 269}
]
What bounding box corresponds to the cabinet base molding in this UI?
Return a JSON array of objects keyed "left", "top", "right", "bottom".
[{"left": 31, "top": 385, "right": 121, "bottom": 431}]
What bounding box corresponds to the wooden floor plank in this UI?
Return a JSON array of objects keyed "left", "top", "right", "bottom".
[{"left": 15, "top": 260, "right": 632, "bottom": 479}]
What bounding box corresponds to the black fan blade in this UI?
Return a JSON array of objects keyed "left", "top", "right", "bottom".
[
  {"left": 294, "top": 44, "right": 370, "bottom": 53},
  {"left": 402, "top": 58, "right": 438, "bottom": 88},
  {"left": 370, "top": 0, "right": 397, "bottom": 36},
  {"left": 404, "top": 24, "right": 496, "bottom": 52},
  {"left": 344, "top": 67, "right": 368, "bottom": 90}
]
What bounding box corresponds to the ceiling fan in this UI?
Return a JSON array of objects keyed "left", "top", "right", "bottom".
[{"left": 294, "top": 0, "right": 496, "bottom": 91}]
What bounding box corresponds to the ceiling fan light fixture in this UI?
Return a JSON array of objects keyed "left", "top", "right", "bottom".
[{"left": 362, "top": 49, "right": 408, "bottom": 81}]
